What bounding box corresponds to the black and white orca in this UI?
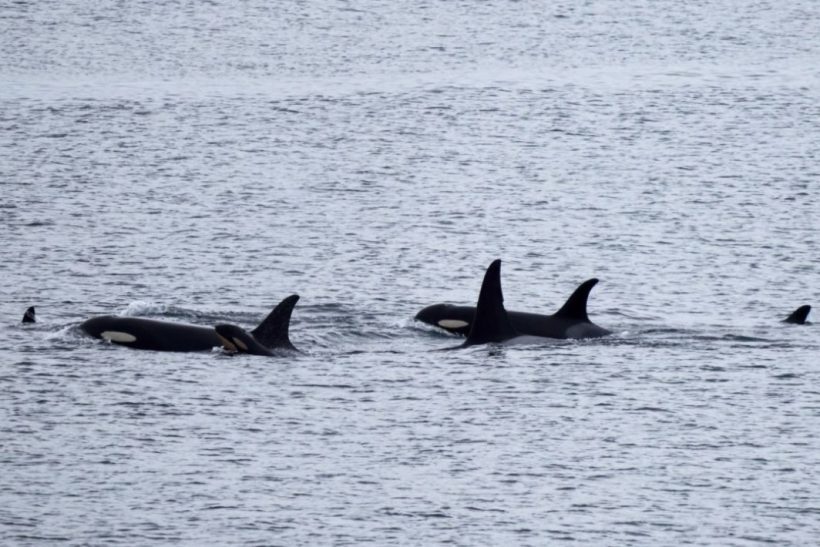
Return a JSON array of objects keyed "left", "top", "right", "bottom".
[
  {"left": 417, "top": 274, "right": 610, "bottom": 340},
  {"left": 215, "top": 295, "right": 300, "bottom": 356},
  {"left": 783, "top": 305, "right": 811, "bottom": 325},
  {"left": 453, "top": 259, "right": 558, "bottom": 348},
  {"left": 78, "top": 295, "right": 300, "bottom": 355}
]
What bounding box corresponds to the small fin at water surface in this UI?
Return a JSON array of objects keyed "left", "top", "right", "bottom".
[
  {"left": 22, "top": 306, "right": 36, "bottom": 323},
  {"left": 783, "top": 305, "right": 811, "bottom": 325}
]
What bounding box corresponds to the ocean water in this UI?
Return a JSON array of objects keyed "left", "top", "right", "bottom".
[{"left": 2, "top": 1, "right": 819, "bottom": 545}]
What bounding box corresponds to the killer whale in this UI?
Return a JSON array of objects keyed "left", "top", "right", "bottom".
[
  {"left": 416, "top": 277, "right": 610, "bottom": 339},
  {"left": 22, "top": 306, "right": 36, "bottom": 324},
  {"left": 80, "top": 314, "right": 223, "bottom": 352},
  {"left": 79, "top": 295, "right": 300, "bottom": 354},
  {"left": 215, "top": 295, "right": 300, "bottom": 356},
  {"left": 783, "top": 305, "right": 811, "bottom": 325},
  {"left": 457, "top": 259, "right": 553, "bottom": 348}
]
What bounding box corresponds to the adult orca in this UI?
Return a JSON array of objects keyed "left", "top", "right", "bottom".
[
  {"left": 416, "top": 277, "right": 610, "bottom": 339},
  {"left": 21, "top": 306, "right": 36, "bottom": 323},
  {"left": 783, "top": 305, "right": 811, "bottom": 325},
  {"left": 457, "top": 259, "right": 552, "bottom": 348},
  {"left": 215, "top": 295, "right": 300, "bottom": 356},
  {"left": 79, "top": 295, "right": 300, "bottom": 354}
]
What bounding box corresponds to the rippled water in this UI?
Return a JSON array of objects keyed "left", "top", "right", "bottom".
[{"left": 2, "top": 1, "right": 819, "bottom": 545}]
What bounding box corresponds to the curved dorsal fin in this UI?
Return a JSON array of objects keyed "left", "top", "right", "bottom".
[
  {"left": 784, "top": 304, "right": 811, "bottom": 325},
  {"left": 251, "top": 295, "right": 299, "bottom": 350},
  {"left": 553, "top": 279, "right": 598, "bottom": 321},
  {"left": 464, "top": 260, "right": 518, "bottom": 346},
  {"left": 22, "top": 306, "right": 36, "bottom": 324}
]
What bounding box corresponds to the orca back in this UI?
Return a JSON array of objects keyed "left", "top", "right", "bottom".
[{"left": 414, "top": 303, "right": 474, "bottom": 336}]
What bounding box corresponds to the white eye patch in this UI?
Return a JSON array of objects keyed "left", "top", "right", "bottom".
[
  {"left": 438, "top": 319, "right": 469, "bottom": 329},
  {"left": 216, "top": 334, "right": 238, "bottom": 352},
  {"left": 101, "top": 331, "right": 137, "bottom": 343}
]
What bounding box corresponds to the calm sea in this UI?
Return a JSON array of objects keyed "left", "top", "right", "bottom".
[{"left": 2, "top": 1, "right": 819, "bottom": 544}]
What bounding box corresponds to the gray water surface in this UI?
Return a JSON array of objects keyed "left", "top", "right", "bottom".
[{"left": 2, "top": 1, "right": 819, "bottom": 545}]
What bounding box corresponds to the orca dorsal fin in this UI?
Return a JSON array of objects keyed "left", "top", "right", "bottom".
[
  {"left": 251, "top": 295, "right": 299, "bottom": 350},
  {"left": 784, "top": 304, "right": 811, "bottom": 325},
  {"left": 22, "top": 306, "right": 36, "bottom": 323},
  {"left": 464, "top": 259, "right": 518, "bottom": 346},
  {"left": 553, "top": 278, "right": 599, "bottom": 321}
]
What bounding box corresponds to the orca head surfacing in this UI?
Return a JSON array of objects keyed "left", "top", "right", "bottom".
[
  {"left": 22, "top": 306, "right": 36, "bottom": 324},
  {"left": 215, "top": 323, "right": 275, "bottom": 356},
  {"left": 415, "top": 303, "right": 474, "bottom": 336},
  {"left": 783, "top": 305, "right": 811, "bottom": 325},
  {"left": 79, "top": 315, "right": 156, "bottom": 349},
  {"left": 216, "top": 294, "right": 300, "bottom": 356},
  {"left": 80, "top": 315, "right": 129, "bottom": 340}
]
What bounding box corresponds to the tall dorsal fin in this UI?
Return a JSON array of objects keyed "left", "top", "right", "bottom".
[
  {"left": 553, "top": 278, "right": 598, "bottom": 321},
  {"left": 22, "top": 306, "right": 36, "bottom": 324},
  {"left": 784, "top": 304, "right": 811, "bottom": 325},
  {"left": 464, "top": 260, "right": 518, "bottom": 346},
  {"left": 251, "top": 294, "right": 299, "bottom": 350}
]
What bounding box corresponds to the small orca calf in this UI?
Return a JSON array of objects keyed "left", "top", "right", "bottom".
[
  {"left": 21, "top": 306, "right": 36, "bottom": 323},
  {"left": 215, "top": 295, "right": 300, "bottom": 356},
  {"left": 783, "top": 305, "right": 811, "bottom": 325},
  {"left": 452, "top": 259, "right": 558, "bottom": 348},
  {"left": 79, "top": 295, "right": 300, "bottom": 355},
  {"left": 417, "top": 276, "right": 610, "bottom": 339}
]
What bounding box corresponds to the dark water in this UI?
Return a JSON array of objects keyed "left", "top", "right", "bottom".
[{"left": 2, "top": 1, "right": 819, "bottom": 544}]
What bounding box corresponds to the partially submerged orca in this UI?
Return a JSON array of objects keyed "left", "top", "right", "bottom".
[
  {"left": 80, "top": 314, "right": 222, "bottom": 352},
  {"left": 417, "top": 276, "right": 610, "bottom": 339},
  {"left": 783, "top": 305, "right": 811, "bottom": 325},
  {"left": 456, "top": 259, "right": 553, "bottom": 348},
  {"left": 215, "top": 295, "right": 300, "bottom": 356},
  {"left": 21, "top": 306, "right": 36, "bottom": 324},
  {"left": 78, "top": 295, "right": 300, "bottom": 355}
]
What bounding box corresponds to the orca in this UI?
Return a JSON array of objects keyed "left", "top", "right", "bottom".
[
  {"left": 22, "top": 306, "right": 36, "bottom": 323},
  {"left": 215, "top": 295, "right": 300, "bottom": 356},
  {"left": 416, "top": 276, "right": 610, "bottom": 339},
  {"left": 783, "top": 305, "right": 811, "bottom": 325},
  {"left": 79, "top": 295, "right": 299, "bottom": 354},
  {"left": 457, "top": 259, "right": 553, "bottom": 348},
  {"left": 80, "top": 314, "right": 223, "bottom": 352}
]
